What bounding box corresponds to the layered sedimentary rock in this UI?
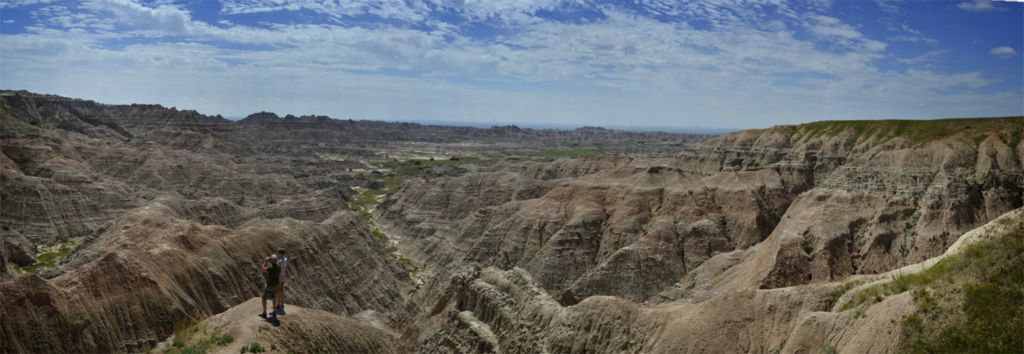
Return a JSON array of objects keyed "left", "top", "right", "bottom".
[
  {"left": 0, "top": 203, "right": 411, "bottom": 353},
  {"left": 697, "top": 121, "right": 1023, "bottom": 290},
  {"left": 3, "top": 90, "right": 1021, "bottom": 353},
  {"left": 380, "top": 156, "right": 796, "bottom": 304},
  {"left": 410, "top": 209, "right": 1022, "bottom": 353},
  {"left": 381, "top": 119, "right": 1023, "bottom": 309},
  {"left": 376, "top": 118, "right": 1022, "bottom": 352},
  {"left": 0, "top": 90, "right": 705, "bottom": 252}
]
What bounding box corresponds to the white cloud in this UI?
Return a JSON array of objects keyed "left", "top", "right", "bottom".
[
  {"left": 874, "top": 0, "right": 900, "bottom": 14},
  {"left": 990, "top": 46, "right": 1017, "bottom": 58},
  {"left": 218, "top": 0, "right": 578, "bottom": 24},
  {"left": 81, "top": 0, "right": 198, "bottom": 34},
  {"left": 220, "top": 0, "right": 432, "bottom": 22},
  {"left": 957, "top": 0, "right": 997, "bottom": 12},
  {"left": 0, "top": 0, "right": 1019, "bottom": 128},
  {"left": 804, "top": 14, "right": 887, "bottom": 52},
  {"left": 0, "top": 0, "right": 53, "bottom": 9}
]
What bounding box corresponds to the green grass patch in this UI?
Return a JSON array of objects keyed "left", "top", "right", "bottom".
[
  {"left": 371, "top": 229, "right": 389, "bottom": 244},
  {"left": 240, "top": 341, "right": 265, "bottom": 353},
  {"left": 211, "top": 334, "right": 234, "bottom": 346},
  {"left": 383, "top": 175, "right": 404, "bottom": 194},
  {"left": 168, "top": 323, "right": 234, "bottom": 354},
  {"left": 898, "top": 219, "right": 1024, "bottom": 353},
  {"left": 22, "top": 240, "right": 78, "bottom": 274},
  {"left": 825, "top": 279, "right": 865, "bottom": 311},
  {"left": 838, "top": 214, "right": 1024, "bottom": 353},
  {"left": 379, "top": 157, "right": 487, "bottom": 178},
  {"left": 525, "top": 148, "right": 601, "bottom": 159},
  {"left": 348, "top": 187, "right": 384, "bottom": 212},
  {"left": 395, "top": 254, "right": 419, "bottom": 275},
  {"left": 841, "top": 271, "right": 923, "bottom": 311}
]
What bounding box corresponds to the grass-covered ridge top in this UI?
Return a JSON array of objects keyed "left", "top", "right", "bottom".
[
  {"left": 830, "top": 210, "right": 1023, "bottom": 353},
  {"left": 795, "top": 116, "right": 1023, "bottom": 145}
]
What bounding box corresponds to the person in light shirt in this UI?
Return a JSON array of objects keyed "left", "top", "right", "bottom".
[{"left": 275, "top": 249, "right": 288, "bottom": 315}]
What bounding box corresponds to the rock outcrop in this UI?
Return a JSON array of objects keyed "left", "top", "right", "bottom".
[
  {"left": 408, "top": 208, "right": 1023, "bottom": 353},
  {"left": 380, "top": 118, "right": 1023, "bottom": 310},
  {"left": 0, "top": 204, "right": 412, "bottom": 353},
  {"left": 160, "top": 298, "right": 404, "bottom": 354}
]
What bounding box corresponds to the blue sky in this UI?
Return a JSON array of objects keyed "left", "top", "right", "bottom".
[{"left": 0, "top": 0, "right": 1021, "bottom": 128}]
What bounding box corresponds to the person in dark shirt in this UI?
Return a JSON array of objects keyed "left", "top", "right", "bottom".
[{"left": 260, "top": 255, "right": 280, "bottom": 319}]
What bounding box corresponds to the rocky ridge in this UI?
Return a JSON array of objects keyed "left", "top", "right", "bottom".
[{"left": 376, "top": 117, "right": 1022, "bottom": 352}]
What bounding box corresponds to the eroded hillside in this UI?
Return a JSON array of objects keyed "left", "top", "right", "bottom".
[
  {"left": 376, "top": 117, "right": 1023, "bottom": 352},
  {"left": 1, "top": 90, "right": 1021, "bottom": 353}
]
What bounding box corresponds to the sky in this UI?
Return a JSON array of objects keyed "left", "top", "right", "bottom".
[{"left": 0, "top": 0, "right": 1021, "bottom": 129}]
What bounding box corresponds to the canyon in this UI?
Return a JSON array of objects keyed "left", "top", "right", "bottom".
[{"left": 1, "top": 90, "right": 1021, "bottom": 353}]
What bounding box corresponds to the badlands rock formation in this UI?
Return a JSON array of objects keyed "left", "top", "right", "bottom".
[
  {"left": 380, "top": 118, "right": 1022, "bottom": 302},
  {"left": 378, "top": 117, "right": 1023, "bottom": 352},
  {"left": 0, "top": 204, "right": 410, "bottom": 353},
  {"left": 1, "top": 90, "right": 1021, "bottom": 353}
]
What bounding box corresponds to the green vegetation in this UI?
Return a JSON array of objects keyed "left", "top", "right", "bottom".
[
  {"left": 348, "top": 187, "right": 383, "bottom": 212},
  {"left": 371, "top": 229, "right": 389, "bottom": 244},
  {"left": 834, "top": 215, "right": 1023, "bottom": 353},
  {"left": 840, "top": 272, "right": 919, "bottom": 311},
  {"left": 351, "top": 150, "right": 604, "bottom": 278},
  {"left": 899, "top": 219, "right": 1024, "bottom": 353},
  {"left": 395, "top": 254, "right": 419, "bottom": 275},
  {"left": 380, "top": 157, "right": 488, "bottom": 178},
  {"left": 211, "top": 334, "right": 234, "bottom": 346},
  {"left": 27, "top": 316, "right": 61, "bottom": 352},
  {"left": 65, "top": 311, "right": 90, "bottom": 327},
  {"left": 799, "top": 117, "right": 1024, "bottom": 146},
  {"left": 168, "top": 323, "right": 234, "bottom": 354},
  {"left": 820, "top": 343, "right": 838, "bottom": 354},
  {"left": 22, "top": 240, "right": 78, "bottom": 274},
  {"left": 517, "top": 148, "right": 601, "bottom": 160},
  {"left": 240, "top": 342, "right": 265, "bottom": 354},
  {"left": 825, "top": 279, "right": 865, "bottom": 311}
]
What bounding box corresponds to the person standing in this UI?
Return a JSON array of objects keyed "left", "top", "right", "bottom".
[
  {"left": 260, "top": 255, "right": 280, "bottom": 319},
  {"left": 275, "top": 249, "right": 288, "bottom": 315}
]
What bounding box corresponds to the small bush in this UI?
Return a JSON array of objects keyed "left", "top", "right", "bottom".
[
  {"left": 371, "top": 229, "right": 389, "bottom": 243},
  {"left": 241, "top": 342, "right": 265, "bottom": 353},
  {"left": 211, "top": 333, "right": 233, "bottom": 346}
]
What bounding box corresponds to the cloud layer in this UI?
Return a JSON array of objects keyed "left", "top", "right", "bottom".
[{"left": 0, "top": 0, "right": 1021, "bottom": 128}]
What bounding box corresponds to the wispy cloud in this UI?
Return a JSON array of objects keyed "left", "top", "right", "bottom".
[
  {"left": 990, "top": 46, "right": 1017, "bottom": 58},
  {"left": 0, "top": 0, "right": 53, "bottom": 9},
  {"left": 0, "top": 0, "right": 1019, "bottom": 127},
  {"left": 957, "top": 0, "right": 999, "bottom": 12}
]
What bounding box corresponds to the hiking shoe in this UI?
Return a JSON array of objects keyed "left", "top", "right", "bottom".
[
  {"left": 259, "top": 313, "right": 267, "bottom": 319},
  {"left": 276, "top": 307, "right": 285, "bottom": 315}
]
